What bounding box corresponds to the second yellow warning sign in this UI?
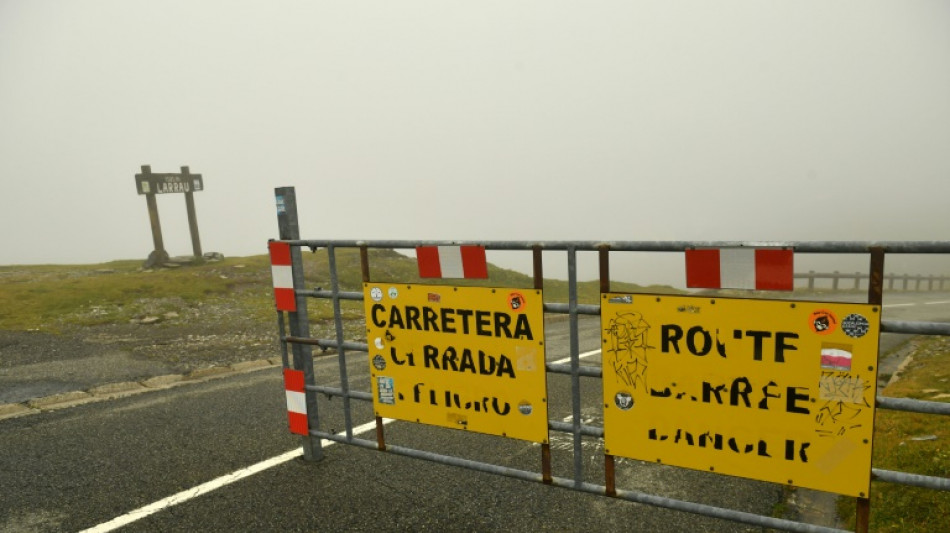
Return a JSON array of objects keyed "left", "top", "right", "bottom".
[{"left": 601, "top": 293, "right": 881, "bottom": 497}]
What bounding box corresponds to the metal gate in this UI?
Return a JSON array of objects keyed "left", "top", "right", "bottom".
[{"left": 270, "top": 187, "right": 950, "bottom": 533}]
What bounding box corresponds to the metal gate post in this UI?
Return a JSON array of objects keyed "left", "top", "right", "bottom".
[
  {"left": 533, "top": 246, "right": 552, "bottom": 484},
  {"left": 567, "top": 246, "right": 583, "bottom": 487},
  {"left": 275, "top": 186, "right": 323, "bottom": 461}
]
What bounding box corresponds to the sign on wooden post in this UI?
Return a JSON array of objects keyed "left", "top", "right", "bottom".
[{"left": 135, "top": 165, "right": 204, "bottom": 266}]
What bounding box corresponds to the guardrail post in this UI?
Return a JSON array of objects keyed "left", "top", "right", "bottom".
[
  {"left": 832, "top": 271, "right": 840, "bottom": 290},
  {"left": 275, "top": 186, "right": 323, "bottom": 461},
  {"left": 808, "top": 270, "right": 815, "bottom": 290}
]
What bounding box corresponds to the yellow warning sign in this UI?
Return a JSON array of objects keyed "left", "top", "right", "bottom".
[
  {"left": 364, "top": 283, "right": 548, "bottom": 443},
  {"left": 601, "top": 293, "right": 880, "bottom": 497}
]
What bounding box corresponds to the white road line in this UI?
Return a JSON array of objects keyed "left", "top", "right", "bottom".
[
  {"left": 552, "top": 349, "right": 601, "bottom": 366},
  {"left": 81, "top": 418, "right": 393, "bottom": 533},
  {"left": 924, "top": 300, "right": 950, "bottom": 305},
  {"left": 884, "top": 303, "right": 916, "bottom": 308}
]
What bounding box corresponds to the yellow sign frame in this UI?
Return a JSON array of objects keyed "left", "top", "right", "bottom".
[
  {"left": 601, "top": 293, "right": 880, "bottom": 497},
  {"left": 364, "top": 283, "right": 548, "bottom": 443}
]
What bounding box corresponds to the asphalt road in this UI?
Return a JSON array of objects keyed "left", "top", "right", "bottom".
[{"left": 2, "top": 291, "right": 948, "bottom": 532}]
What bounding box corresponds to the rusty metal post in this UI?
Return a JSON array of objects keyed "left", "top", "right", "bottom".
[
  {"left": 598, "top": 245, "right": 617, "bottom": 497},
  {"left": 360, "top": 244, "right": 388, "bottom": 452},
  {"left": 857, "top": 247, "right": 886, "bottom": 533},
  {"left": 360, "top": 245, "right": 371, "bottom": 284},
  {"left": 181, "top": 166, "right": 203, "bottom": 258}
]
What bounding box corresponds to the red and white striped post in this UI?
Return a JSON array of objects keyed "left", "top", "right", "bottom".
[{"left": 274, "top": 186, "right": 322, "bottom": 461}]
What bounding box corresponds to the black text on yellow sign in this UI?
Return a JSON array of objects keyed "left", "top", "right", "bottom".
[
  {"left": 601, "top": 293, "right": 880, "bottom": 497},
  {"left": 364, "top": 283, "right": 548, "bottom": 443}
]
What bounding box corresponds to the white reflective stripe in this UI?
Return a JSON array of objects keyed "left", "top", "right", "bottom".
[
  {"left": 285, "top": 390, "right": 306, "bottom": 414},
  {"left": 271, "top": 265, "right": 294, "bottom": 289},
  {"left": 719, "top": 248, "right": 756, "bottom": 289},
  {"left": 438, "top": 246, "right": 465, "bottom": 278},
  {"left": 83, "top": 418, "right": 397, "bottom": 533}
]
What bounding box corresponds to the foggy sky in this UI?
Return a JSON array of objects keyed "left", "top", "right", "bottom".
[{"left": 1, "top": 1, "right": 948, "bottom": 286}]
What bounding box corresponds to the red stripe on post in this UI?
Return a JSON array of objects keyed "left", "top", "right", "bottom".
[
  {"left": 754, "top": 249, "right": 794, "bottom": 291},
  {"left": 685, "top": 249, "right": 722, "bottom": 288},
  {"left": 287, "top": 411, "right": 309, "bottom": 436},
  {"left": 460, "top": 246, "right": 488, "bottom": 279},
  {"left": 284, "top": 368, "right": 305, "bottom": 392},
  {"left": 269, "top": 241, "right": 292, "bottom": 266},
  {"left": 274, "top": 287, "right": 296, "bottom": 312},
  {"left": 416, "top": 246, "right": 443, "bottom": 278}
]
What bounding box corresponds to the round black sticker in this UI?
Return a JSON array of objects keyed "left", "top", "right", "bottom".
[
  {"left": 614, "top": 392, "right": 634, "bottom": 411},
  {"left": 373, "top": 354, "right": 387, "bottom": 370},
  {"left": 842, "top": 314, "right": 870, "bottom": 338}
]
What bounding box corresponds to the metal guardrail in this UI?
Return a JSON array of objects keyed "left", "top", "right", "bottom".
[
  {"left": 796, "top": 271, "right": 950, "bottom": 291},
  {"left": 273, "top": 187, "right": 950, "bottom": 533}
]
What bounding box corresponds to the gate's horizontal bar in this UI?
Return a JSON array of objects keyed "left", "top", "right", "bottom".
[
  {"left": 304, "top": 289, "right": 364, "bottom": 301},
  {"left": 308, "top": 385, "right": 372, "bottom": 403},
  {"left": 882, "top": 319, "right": 950, "bottom": 336},
  {"left": 872, "top": 468, "right": 950, "bottom": 491},
  {"left": 606, "top": 484, "right": 844, "bottom": 533},
  {"left": 545, "top": 362, "right": 602, "bottom": 378},
  {"left": 284, "top": 336, "right": 368, "bottom": 353},
  {"left": 548, "top": 420, "right": 604, "bottom": 439},
  {"left": 283, "top": 239, "right": 950, "bottom": 254},
  {"left": 543, "top": 303, "right": 600, "bottom": 315},
  {"left": 877, "top": 395, "right": 950, "bottom": 416},
  {"left": 307, "top": 428, "right": 845, "bottom": 533},
  {"left": 307, "top": 386, "right": 609, "bottom": 438}
]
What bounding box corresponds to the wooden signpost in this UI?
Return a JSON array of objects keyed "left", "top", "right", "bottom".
[{"left": 135, "top": 165, "right": 204, "bottom": 267}]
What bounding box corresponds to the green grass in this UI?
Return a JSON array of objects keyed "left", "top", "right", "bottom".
[
  {"left": 0, "top": 249, "right": 677, "bottom": 333},
  {"left": 838, "top": 335, "right": 950, "bottom": 532},
  {"left": 0, "top": 256, "right": 274, "bottom": 331}
]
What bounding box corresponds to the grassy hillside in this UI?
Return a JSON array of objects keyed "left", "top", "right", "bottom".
[{"left": 0, "top": 249, "right": 677, "bottom": 334}]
